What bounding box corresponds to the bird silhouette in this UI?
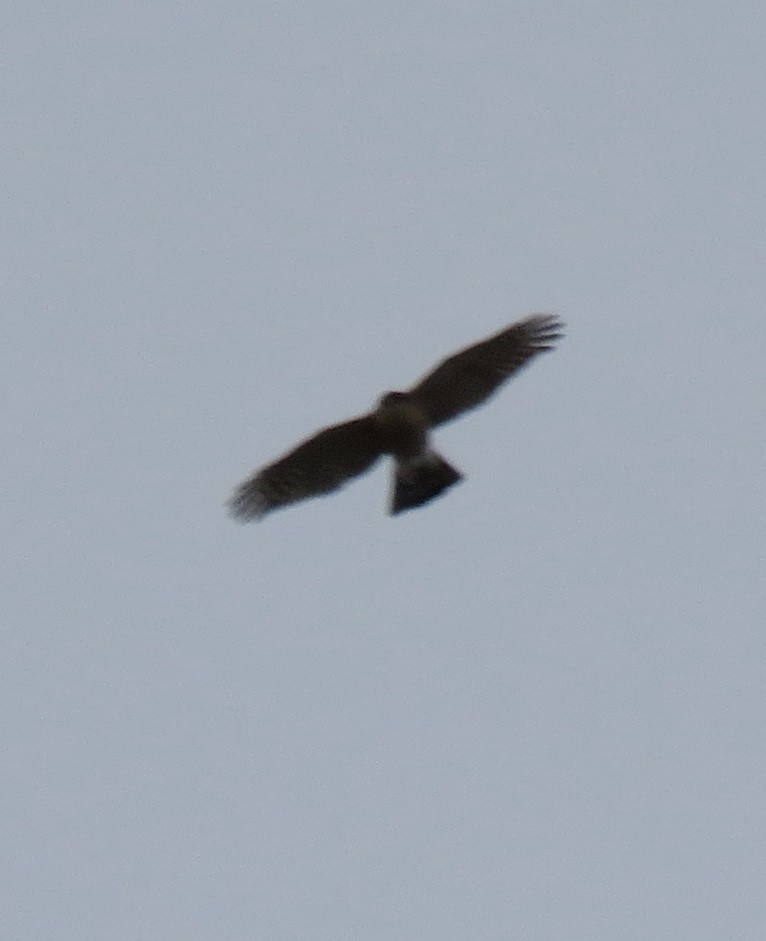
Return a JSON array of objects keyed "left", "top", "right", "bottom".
[{"left": 228, "top": 313, "right": 563, "bottom": 519}]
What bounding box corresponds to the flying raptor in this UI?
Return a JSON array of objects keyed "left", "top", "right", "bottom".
[{"left": 228, "top": 313, "right": 563, "bottom": 520}]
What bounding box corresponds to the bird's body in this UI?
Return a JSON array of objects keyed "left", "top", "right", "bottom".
[
  {"left": 228, "top": 314, "right": 563, "bottom": 520},
  {"left": 369, "top": 392, "right": 463, "bottom": 513},
  {"left": 373, "top": 393, "right": 430, "bottom": 459}
]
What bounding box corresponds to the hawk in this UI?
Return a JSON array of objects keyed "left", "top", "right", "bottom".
[{"left": 229, "top": 313, "right": 563, "bottom": 520}]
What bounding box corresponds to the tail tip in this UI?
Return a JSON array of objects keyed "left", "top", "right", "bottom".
[{"left": 390, "top": 456, "right": 463, "bottom": 515}]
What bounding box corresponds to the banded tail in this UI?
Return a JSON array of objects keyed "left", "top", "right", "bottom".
[{"left": 390, "top": 452, "right": 463, "bottom": 515}]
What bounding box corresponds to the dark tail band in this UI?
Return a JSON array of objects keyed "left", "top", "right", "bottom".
[{"left": 390, "top": 453, "right": 463, "bottom": 515}]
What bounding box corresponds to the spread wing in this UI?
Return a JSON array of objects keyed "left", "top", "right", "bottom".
[
  {"left": 409, "top": 314, "right": 563, "bottom": 427},
  {"left": 228, "top": 415, "right": 384, "bottom": 520}
]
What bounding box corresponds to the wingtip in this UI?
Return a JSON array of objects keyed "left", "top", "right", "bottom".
[
  {"left": 524, "top": 312, "right": 565, "bottom": 349},
  {"left": 226, "top": 482, "right": 269, "bottom": 522}
]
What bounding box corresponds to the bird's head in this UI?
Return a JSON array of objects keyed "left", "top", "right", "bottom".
[{"left": 378, "top": 390, "right": 411, "bottom": 409}]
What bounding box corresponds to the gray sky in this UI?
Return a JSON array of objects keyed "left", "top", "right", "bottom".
[{"left": 4, "top": 3, "right": 766, "bottom": 939}]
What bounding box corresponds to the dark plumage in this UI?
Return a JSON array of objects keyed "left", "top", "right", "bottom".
[{"left": 229, "top": 314, "right": 563, "bottom": 520}]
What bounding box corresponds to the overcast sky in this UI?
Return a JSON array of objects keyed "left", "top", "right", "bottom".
[{"left": 4, "top": 3, "right": 766, "bottom": 939}]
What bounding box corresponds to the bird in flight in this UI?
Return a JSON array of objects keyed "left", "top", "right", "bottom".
[{"left": 228, "top": 313, "right": 563, "bottom": 520}]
